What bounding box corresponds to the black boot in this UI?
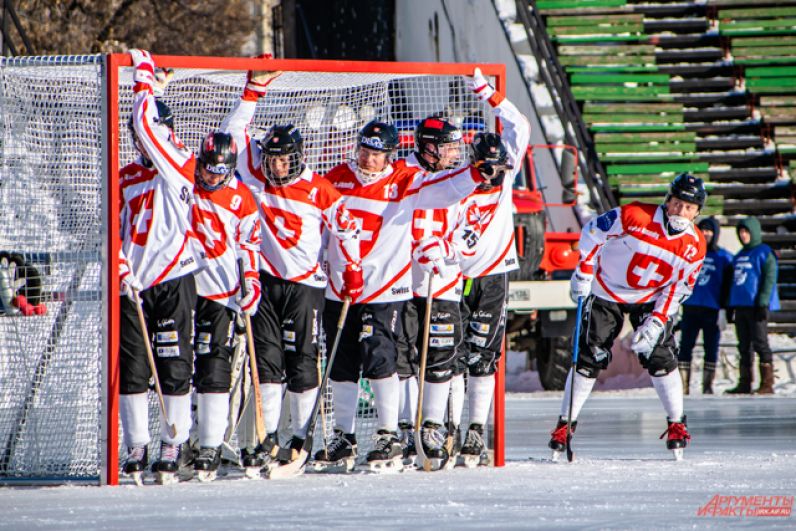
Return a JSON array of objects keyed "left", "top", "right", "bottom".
[{"left": 725, "top": 365, "right": 752, "bottom": 394}]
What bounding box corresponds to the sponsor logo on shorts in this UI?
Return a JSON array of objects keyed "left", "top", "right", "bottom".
[
  {"left": 430, "top": 323, "right": 455, "bottom": 335},
  {"left": 430, "top": 336, "right": 455, "bottom": 348},
  {"left": 470, "top": 322, "right": 490, "bottom": 335},
  {"left": 467, "top": 335, "right": 488, "bottom": 348},
  {"left": 157, "top": 319, "right": 175, "bottom": 328},
  {"left": 196, "top": 332, "right": 212, "bottom": 344},
  {"left": 196, "top": 343, "right": 211, "bottom": 355},
  {"left": 359, "top": 324, "right": 374, "bottom": 342},
  {"left": 156, "top": 331, "right": 179, "bottom": 343},
  {"left": 285, "top": 344, "right": 297, "bottom": 352},
  {"left": 283, "top": 330, "right": 296, "bottom": 342},
  {"left": 156, "top": 345, "right": 180, "bottom": 358}
]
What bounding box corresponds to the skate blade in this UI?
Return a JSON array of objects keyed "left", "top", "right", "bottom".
[
  {"left": 243, "top": 466, "right": 263, "bottom": 480},
  {"left": 195, "top": 470, "right": 217, "bottom": 483},
  {"left": 420, "top": 455, "right": 448, "bottom": 472},
  {"left": 357, "top": 455, "right": 404, "bottom": 474},
  {"left": 155, "top": 471, "right": 179, "bottom": 486},
  {"left": 129, "top": 471, "right": 144, "bottom": 487},
  {"left": 307, "top": 457, "right": 356, "bottom": 474},
  {"left": 672, "top": 448, "right": 684, "bottom": 461},
  {"left": 267, "top": 453, "right": 307, "bottom": 479},
  {"left": 402, "top": 455, "right": 417, "bottom": 467},
  {"left": 460, "top": 454, "right": 480, "bottom": 469}
]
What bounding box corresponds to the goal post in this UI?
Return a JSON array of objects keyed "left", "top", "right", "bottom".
[{"left": 0, "top": 54, "right": 507, "bottom": 486}]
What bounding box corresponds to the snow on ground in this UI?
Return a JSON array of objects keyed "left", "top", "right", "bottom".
[{"left": 2, "top": 394, "right": 794, "bottom": 530}]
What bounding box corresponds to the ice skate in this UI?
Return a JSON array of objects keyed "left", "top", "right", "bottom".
[
  {"left": 194, "top": 446, "right": 221, "bottom": 483},
  {"left": 660, "top": 416, "right": 690, "bottom": 461},
  {"left": 310, "top": 429, "right": 357, "bottom": 473},
  {"left": 268, "top": 437, "right": 307, "bottom": 479},
  {"left": 399, "top": 421, "right": 416, "bottom": 467},
  {"left": 359, "top": 430, "right": 403, "bottom": 473},
  {"left": 548, "top": 417, "right": 577, "bottom": 463},
  {"left": 240, "top": 432, "right": 279, "bottom": 479},
  {"left": 459, "top": 423, "right": 488, "bottom": 468},
  {"left": 153, "top": 442, "right": 194, "bottom": 485},
  {"left": 417, "top": 421, "right": 449, "bottom": 472},
  {"left": 123, "top": 445, "right": 148, "bottom": 486}
]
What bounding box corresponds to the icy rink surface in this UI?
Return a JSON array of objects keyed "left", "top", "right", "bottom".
[{"left": 3, "top": 393, "right": 795, "bottom": 530}]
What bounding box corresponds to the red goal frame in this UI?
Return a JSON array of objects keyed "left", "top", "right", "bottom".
[{"left": 105, "top": 54, "right": 507, "bottom": 485}]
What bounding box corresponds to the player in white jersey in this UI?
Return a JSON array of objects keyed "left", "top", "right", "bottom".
[
  {"left": 396, "top": 118, "right": 477, "bottom": 467},
  {"left": 550, "top": 174, "right": 707, "bottom": 461},
  {"left": 220, "top": 69, "right": 363, "bottom": 473},
  {"left": 118, "top": 50, "right": 202, "bottom": 483},
  {"left": 315, "top": 119, "right": 494, "bottom": 471},
  {"left": 448, "top": 70, "right": 532, "bottom": 466},
  {"left": 189, "top": 131, "right": 262, "bottom": 481}
]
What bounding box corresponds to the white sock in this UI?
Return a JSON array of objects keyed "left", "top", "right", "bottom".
[
  {"left": 559, "top": 369, "right": 597, "bottom": 421},
  {"left": 197, "top": 392, "right": 229, "bottom": 448},
  {"left": 370, "top": 373, "right": 400, "bottom": 432},
  {"left": 468, "top": 375, "right": 495, "bottom": 426},
  {"left": 289, "top": 387, "right": 318, "bottom": 438},
  {"left": 161, "top": 393, "right": 192, "bottom": 444},
  {"left": 398, "top": 376, "right": 418, "bottom": 426},
  {"left": 120, "top": 392, "right": 150, "bottom": 448},
  {"left": 448, "top": 373, "right": 465, "bottom": 427},
  {"left": 260, "top": 383, "right": 283, "bottom": 435},
  {"left": 422, "top": 380, "right": 451, "bottom": 425},
  {"left": 652, "top": 370, "right": 684, "bottom": 421},
  {"left": 331, "top": 379, "right": 359, "bottom": 434}
]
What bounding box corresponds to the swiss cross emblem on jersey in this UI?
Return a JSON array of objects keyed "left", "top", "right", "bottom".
[
  {"left": 347, "top": 208, "right": 383, "bottom": 258},
  {"left": 192, "top": 206, "right": 228, "bottom": 259},
  {"left": 412, "top": 209, "right": 448, "bottom": 241},
  {"left": 626, "top": 253, "right": 673, "bottom": 289},
  {"left": 128, "top": 190, "right": 155, "bottom": 246},
  {"left": 263, "top": 205, "right": 303, "bottom": 249}
]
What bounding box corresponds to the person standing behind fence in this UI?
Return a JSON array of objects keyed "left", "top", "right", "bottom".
[
  {"left": 677, "top": 217, "right": 733, "bottom": 395},
  {"left": 725, "top": 216, "right": 780, "bottom": 395}
]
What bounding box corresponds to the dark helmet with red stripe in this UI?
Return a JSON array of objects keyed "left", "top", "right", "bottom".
[
  {"left": 667, "top": 173, "right": 707, "bottom": 209},
  {"left": 258, "top": 124, "right": 305, "bottom": 186},
  {"left": 197, "top": 131, "right": 237, "bottom": 191},
  {"left": 414, "top": 116, "right": 464, "bottom": 171}
]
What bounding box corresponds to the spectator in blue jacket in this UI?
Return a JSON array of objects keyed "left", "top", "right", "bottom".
[
  {"left": 678, "top": 217, "right": 733, "bottom": 394},
  {"left": 726, "top": 216, "right": 779, "bottom": 395}
]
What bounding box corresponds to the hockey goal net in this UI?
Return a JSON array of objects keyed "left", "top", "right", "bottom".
[{"left": 0, "top": 54, "right": 506, "bottom": 485}]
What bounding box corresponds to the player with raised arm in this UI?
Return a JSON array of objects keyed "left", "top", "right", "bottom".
[
  {"left": 402, "top": 118, "right": 481, "bottom": 470},
  {"left": 119, "top": 50, "right": 202, "bottom": 485},
  {"left": 449, "top": 69, "right": 531, "bottom": 467},
  {"left": 314, "top": 118, "right": 495, "bottom": 473},
  {"left": 190, "top": 131, "right": 261, "bottom": 481},
  {"left": 551, "top": 173, "right": 707, "bottom": 461},
  {"left": 220, "top": 68, "right": 362, "bottom": 477}
]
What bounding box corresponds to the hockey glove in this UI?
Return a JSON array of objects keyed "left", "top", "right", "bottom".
[
  {"left": 569, "top": 270, "right": 593, "bottom": 303},
  {"left": 244, "top": 54, "right": 282, "bottom": 100},
  {"left": 466, "top": 67, "right": 496, "bottom": 103},
  {"left": 413, "top": 236, "right": 455, "bottom": 276},
  {"left": 120, "top": 267, "right": 143, "bottom": 302},
  {"left": 152, "top": 68, "right": 174, "bottom": 98},
  {"left": 237, "top": 276, "right": 261, "bottom": 316},
  {"left": 130, "top": 49, "right": 156, "bottom": 86},
  {"left": 341, "top": 263, "right": 365, "bottom": 302},
  {"left": 631, "top": 316, "right": 665, "bottom": 358}
]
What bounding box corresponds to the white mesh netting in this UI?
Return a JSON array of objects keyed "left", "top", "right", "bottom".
[{"left": 0, "top": 56, "right": 495, "bottom": 483}]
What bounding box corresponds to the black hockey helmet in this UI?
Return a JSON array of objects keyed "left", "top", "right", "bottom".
[
  {"left": 414, "top": 116, "right": 464, "bottom": 171},
  {"left": 258, "top": 124, "right": 305, "bottom": 186},
  {"left": 667, "top": 173, "right": 707, "bottom": 209},
  {"left": 197, "top": 131, "right": 237, "bottom": 191},
  {"left": 358, "top": 120, "right": 399, "bottom": 153}
]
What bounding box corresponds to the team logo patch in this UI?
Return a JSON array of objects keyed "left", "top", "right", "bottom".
[
  {"left": 596, "top": 209, "right": 618, "bottom": 232},
  {"left": 430, "top": 323, "right": 455, "bottom": 335},
  {"left": 470, "top": 322, "right": 490, "bottom": 335},
  {"left": 156, "top": 331, "right": 179, "bottom": 343},
  {"left": 430, "top": 337, "right": 455, "bottom": 348},
  {"left": 359, "top": 324, "right": 374, "bottom": 342},
  {"left": 156, "top": 346, "right": 180, "bottom": 358}
]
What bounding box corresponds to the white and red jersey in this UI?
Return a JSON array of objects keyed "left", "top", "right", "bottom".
[
  {"left": 220, "top": 97, "right": 360, "bottom": 288},
  {"left": 192, "top": 175, "right": 261, "bottom": 310},
  {"left": 324, "top": 159, "right": 484, "bottom": 304},
  {"left": 453, "top": 95, "right": 531, "bottom": 278},
  {"left": 577, "top": 202, "right": 707, "bottom": 323},
  {"left": 120, "top": 85, "right": 201, "bottom": 289},
  {"left": 406, "top": 154, "right": 468, "bottom": 302}
]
